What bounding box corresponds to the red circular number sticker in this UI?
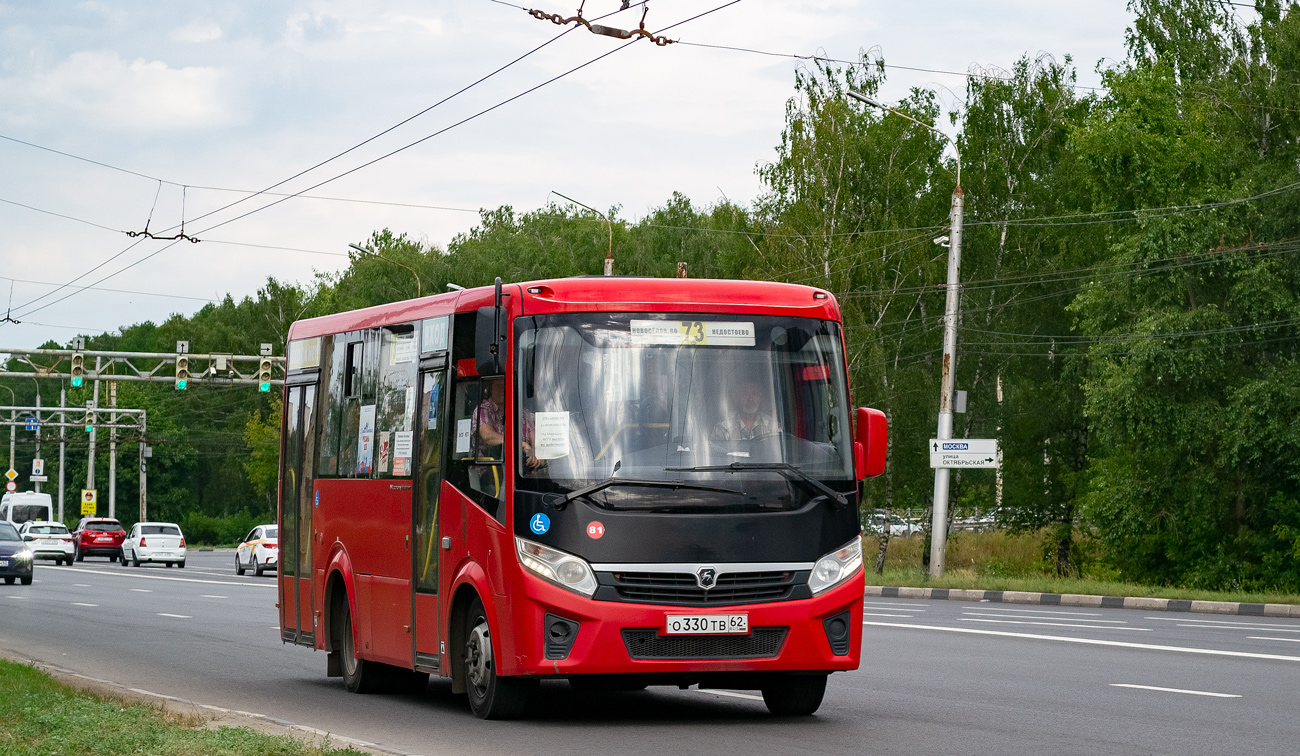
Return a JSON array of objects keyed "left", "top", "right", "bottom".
[{"left": 586, "top": 521, "right": 605, "bottom": 539}]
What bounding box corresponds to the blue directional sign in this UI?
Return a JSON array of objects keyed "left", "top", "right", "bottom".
[{"left": 25, "top": 420, "right": 37, "bottom": 431}]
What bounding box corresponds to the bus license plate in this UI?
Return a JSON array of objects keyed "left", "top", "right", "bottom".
[{"left": 665, "top": 614, "right": 748, "bottom": 635}]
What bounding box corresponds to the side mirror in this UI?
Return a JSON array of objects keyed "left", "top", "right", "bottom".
[
  {"left": 474, "top": 277, "right": 508, "bottom": 376},
  {"left": 855, "top": 407, "right": 888, "bottom": 479},
  {"left": 23, "top": 534, "right": 34, "bottom": 541}
]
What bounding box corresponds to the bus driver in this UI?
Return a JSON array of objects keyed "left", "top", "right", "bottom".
[{"left": 712, "top": 377, "right": 779, "bottom": 441}]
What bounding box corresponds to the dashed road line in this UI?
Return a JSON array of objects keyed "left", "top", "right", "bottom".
[
  {"left": 1176, "top": 624, "right": 1300, "bottom": 633},
  {"left": 1249, "top": 636, "right": 1300, "bottom": 643},
  {"left": 71, "top": 602, "right": 98, "bottom": 607},
  {"left": 861, "top": 620, "right": 1300, "bottom": 662},
  {"left": 962, "top": 612, "right": 1128, "bottom": 624},
  {"left": 697, "top": 689, "right": 764, "bottom": 701},
  {"left": 200, "top": 595, "right": 228, "bottom": 599},
  {"left": 1147, "top": 616, "right": 1300, "bottom": 629},
  {"left": 157, "top": 613, "right": 191, "bottom": 619},
  {"left": 971, "top": 606, "right": 1104, "bottom": 617},
  {"left": 130, "top": 588, "right": 152, "bottom": 593},
  {"left": 862, "top": 612, "right": 915, "bottom": 618},
  {"left": 51, "top": 566, "right": 273, "bottom": 589},
  {"left": 1110, "top": 683, "right": 1241, "bottom": 698},
  {"left": 960, "top": 618, "right": 1151, "bottom": 632}
]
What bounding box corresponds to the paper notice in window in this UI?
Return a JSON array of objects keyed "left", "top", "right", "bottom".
[
  {"left": 394, "top": 335, "right": 417, "bottom": 364},
  {"left": 394, "top": 431, "right": 413, "bottom": 459},
  {"left": 403, "top": 386, "right": 416, "bottom": 429},
  {"left": 455, "top": 418, "right": 472, "bottom": 454},
  {"left": 378, "top": 431, "right": 391, "bottom": 473},
  {"left": 357, "top": 404, "right": 376, "bottom": 475},
  {"left": 534, "top": 412, "right": 571, "bottom": 460}
]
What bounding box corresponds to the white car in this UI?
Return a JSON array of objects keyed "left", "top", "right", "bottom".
[
  {"left": 17, "top": 521, "right": 74, "bottom": 565},
  {"left": 123, "top": 522, "right": 187, "bottom": 568},
  {"left": 235, "top": 525, "right": 279, "bottom": 576}
]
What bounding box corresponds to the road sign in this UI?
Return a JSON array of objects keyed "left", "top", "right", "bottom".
[
  {"left": 4, "top": 468, "right": 16, "bottom": 481},
  {"left": 30, "top": 476, "right": 47, "bottom": 482},
  {"left": 81, "top": 489, "right": 97, "bottom": 515},
  {"left": 25, "top": 419, "right": 38, "bottom": 431},
  {"left": 5, "top": 481, "right": 14, "bottom": 492},
  {"left": 929, "top": 438, "right": 999, "bottom": 469},
  {"left": 32, "top": 459, "right": 44, "bottom": 476}
]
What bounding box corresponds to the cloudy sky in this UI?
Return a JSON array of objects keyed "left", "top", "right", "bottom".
[{"left": 0, "top": 1, "right": 1145, "bottom": 349}]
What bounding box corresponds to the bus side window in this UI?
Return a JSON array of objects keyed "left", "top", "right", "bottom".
[
  {"left": 448, "top": 378, "right": 505, "bottom": 519},
  {"left": 374, "top": 324, "right": 419, "bottom": 478}
]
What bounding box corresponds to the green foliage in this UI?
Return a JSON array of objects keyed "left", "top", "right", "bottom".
[{"left": 179, "top": 509, "right": 264, "bottom": 546}]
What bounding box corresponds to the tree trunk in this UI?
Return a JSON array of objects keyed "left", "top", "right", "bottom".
[{"left": 873, "top": 531, "right": 889, "bottom": 575}]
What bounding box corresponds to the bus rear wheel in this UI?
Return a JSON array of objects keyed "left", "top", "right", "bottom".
[
  {"left": 761, "top": 674, "right": 828, "bottom": 716},
  {"left": 463, "top": 597, "right": 533, "bottom": 719}
]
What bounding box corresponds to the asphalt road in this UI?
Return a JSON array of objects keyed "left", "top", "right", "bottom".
[{"left": 2, "top": 552, "right": 1298, "bottom": 755}]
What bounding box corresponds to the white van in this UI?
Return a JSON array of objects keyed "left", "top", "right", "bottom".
[{"left": 1, "top": 492, "right": 54, "bottom": 525}]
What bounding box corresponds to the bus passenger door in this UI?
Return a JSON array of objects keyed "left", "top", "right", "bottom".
[
  {"left": 280, "top": 382, "right": 317, "bottom": 646},
  {"left": 412, "top": 367, "right": 447, "bottom": 672}
]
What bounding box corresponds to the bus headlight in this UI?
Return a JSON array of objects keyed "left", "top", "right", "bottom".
[
  {"left": 515, "top": 537, "right": 598, "bottom": 597},
  {"left": 808, "top": 538, "right": 863, "bottom": 595}
]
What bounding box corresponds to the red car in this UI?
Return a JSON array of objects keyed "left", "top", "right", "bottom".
[{"left": 73, "top": 517, "right": 126, "bottom": 562}]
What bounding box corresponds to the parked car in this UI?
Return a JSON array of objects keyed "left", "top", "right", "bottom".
[
  {"left": 1, "top": 491, "right": 53, "bottom": 526},
  {"left": 122, "top": 522, "right": 187, "bottom": 568},
  {"left": 235, "top": 525, "right": 278, "bottom": 576},
  {"left": 0, "top": 521, "right": 34, "bottom": 585},
  {"left": 73, "top": 517, "right": 126, "bottom": 562},
  {"left": 17, "top": 520, "right": 75, "bottom": 565}
]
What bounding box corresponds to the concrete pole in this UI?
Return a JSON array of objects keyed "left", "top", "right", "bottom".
[
  {"left": 108, "top": 381, "right": 117, "bottom": 519},
  {"left": 88, "top": 357, "right": 99, "bottom": 496},
  {"left": 34, "top": 394, "right": 41, "bottom": 494},
  {"left": 8, "top": 408, "right": 13, "bottom": 476},
  {"left": 139, "top": 413, "right": 147, "bottom": 523},
  {"left": 58, "top": 390, "right": 66, "bottom": 522},
  {"left": 928, "top": 187, "right": 965, "bottom": 578}
]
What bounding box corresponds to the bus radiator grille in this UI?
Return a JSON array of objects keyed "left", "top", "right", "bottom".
[
  {"left": 621, "top": 627, "right": 788, "bottom": 660},
  {"left": 608, "top": 571, "right": 800, "bottom": 606}
]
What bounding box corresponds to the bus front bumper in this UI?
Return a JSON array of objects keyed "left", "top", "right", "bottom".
[{"left": 502, "top": 571, "right": 863, "bottom": 677}]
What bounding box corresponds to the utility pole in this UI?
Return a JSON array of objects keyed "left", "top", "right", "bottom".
[
  {"left": 108, "top": 381, "right": 117, "bottom": 519},
  {"left": 33, "top": 393, "right": 41, "bottom": 494},
  {"left": 848, "top": 90, "right": 964, "bottom": 577},
  {"left": 139, "top": 414, "right": 147, "bottom": 523},
  {"left": 88, "top": 356, "right": 99, "bottom": 496},
  {"left": 58, "top": 389, "right": 66, "bottom": 522}
]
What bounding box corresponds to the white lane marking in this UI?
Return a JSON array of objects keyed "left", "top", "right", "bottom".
[
  {"left": 969, "top": 606, "right": 1104, "bottom": 617},
  {"left": 1249, "top": 636, "right": 1300, "bottom": 643},
  {"left": 861, "top": 621, "right": 1300, "bottom": 662},
  {"left": 864, "top": 602, "right": 928, "bottom": 609},
  {"left": 697, "top": 689, "right": 764, "bottom": 701},
  {"left": 1110, "top": 683, "right": 1241, "bottom": 698},
  {"left": 55, "top": 565, "right": 273, "bottom": 589},
  {"left": 960, "top": 618, "right": 1152, "bottom": 632},
  {"left": 1146, "top": 616, "right": 1300, "bottom": 629},
  {"left": 73, "top": 583, "right": 91, "bottom": 587},
  {"left": 157, "top": 613, "right": 191, "bottom": 619},
  {"left": 71, "top": 602, "right": 98, "bottom": 607},
  {"left": 963, "top": 612, "right": 1127, "bottom": 624},
  {"left": 130, "top": 589, "right": 152, "bottom": 593},
  {"left": 1176, "top": 624, "right": 1300, "bottom": 633},
  {"left": 200, "top": 595, "right": 228, "bottom": 599},
  {"left": 862, "top": 612, "right": 914, "bottom": 618},
  {"left": 7, "top": 595, "right": 27, "bottom": 599}
]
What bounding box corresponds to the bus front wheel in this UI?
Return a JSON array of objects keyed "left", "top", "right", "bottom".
[
  {"left": 761, "top": 674, "right": 828, "bottom": 716},
  {"left": 463, "top": 597, "right": 533, "bottom": 719}
]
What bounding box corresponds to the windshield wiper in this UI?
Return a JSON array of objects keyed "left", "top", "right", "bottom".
[
  {"left": 560, "top": 478, "right": 744, "bottom": 508},
  {"left": 665, "top": 463, "right": 850, "bottom": 509}
]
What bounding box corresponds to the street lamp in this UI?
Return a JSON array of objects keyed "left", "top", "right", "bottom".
[
  {"left": 551, "top": 191, "right": 614, "bottom": 276},
  {"left": 849, "top": 89, "right": 965, "bottom": 578},
  {"left": 348, "top": 243, "right": 422, "bottom": 299}
]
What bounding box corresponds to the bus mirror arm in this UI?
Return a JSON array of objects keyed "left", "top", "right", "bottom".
[{"left": 474, "top": 279, "right": 509, "bottom": 377}]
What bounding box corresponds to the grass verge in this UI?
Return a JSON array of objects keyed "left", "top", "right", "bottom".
[
  {"left": 867, "top": 532, "right": 1300, "bottom": 605},
  {"left": 0, "top": 659, "right": 366, "bottom": 756}
]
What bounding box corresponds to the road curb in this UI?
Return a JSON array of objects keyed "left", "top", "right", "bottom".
[{"left": 866, "top": 585, "right": 1300, "bottom": 618}]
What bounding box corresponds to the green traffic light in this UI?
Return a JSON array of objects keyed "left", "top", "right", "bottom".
[
  {"left": 259, "top": 381, "right": 270, "bottom": 392},
  {"left": 176, "top": 379, "right": 188, "bottom": 390},
  {"left": 85, "top": 425, "right": 93, "bottom": 433},
  {"left": 71, "top": 376, "right": 83, "bottom": 387}
]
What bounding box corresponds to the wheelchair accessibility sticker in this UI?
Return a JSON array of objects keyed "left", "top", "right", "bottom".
[{"left": 530, "top": 513, "right": 551, "bottom": 535}]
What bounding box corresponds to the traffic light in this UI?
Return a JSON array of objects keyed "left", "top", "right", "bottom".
[
  {"left": 70, "top": 352, "right": 85, "bottom": 388},
  {"left": 175, "top": 355, "right": 189, "bottom": 390},
  {"left": 257, "top": 357, "right": 272, "bottom": 392},
  {"left": 84, "top": 410, "right": 94, "bottom": 433}
]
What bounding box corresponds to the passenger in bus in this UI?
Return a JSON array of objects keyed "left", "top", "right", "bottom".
[
  {"left": 472, "top": 379, "right": 506, "bottom": 458},
  {"left": 712, "top": 378, "right": 779, "bottom": 441}
]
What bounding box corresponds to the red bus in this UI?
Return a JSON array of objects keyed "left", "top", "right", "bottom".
[{"left": 278, "top": 276, "right": 887, "bottom": 719}]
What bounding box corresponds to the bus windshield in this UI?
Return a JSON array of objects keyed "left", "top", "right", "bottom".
[{"left": 515, "top": 313, "right": 853, "bottom": 511}]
